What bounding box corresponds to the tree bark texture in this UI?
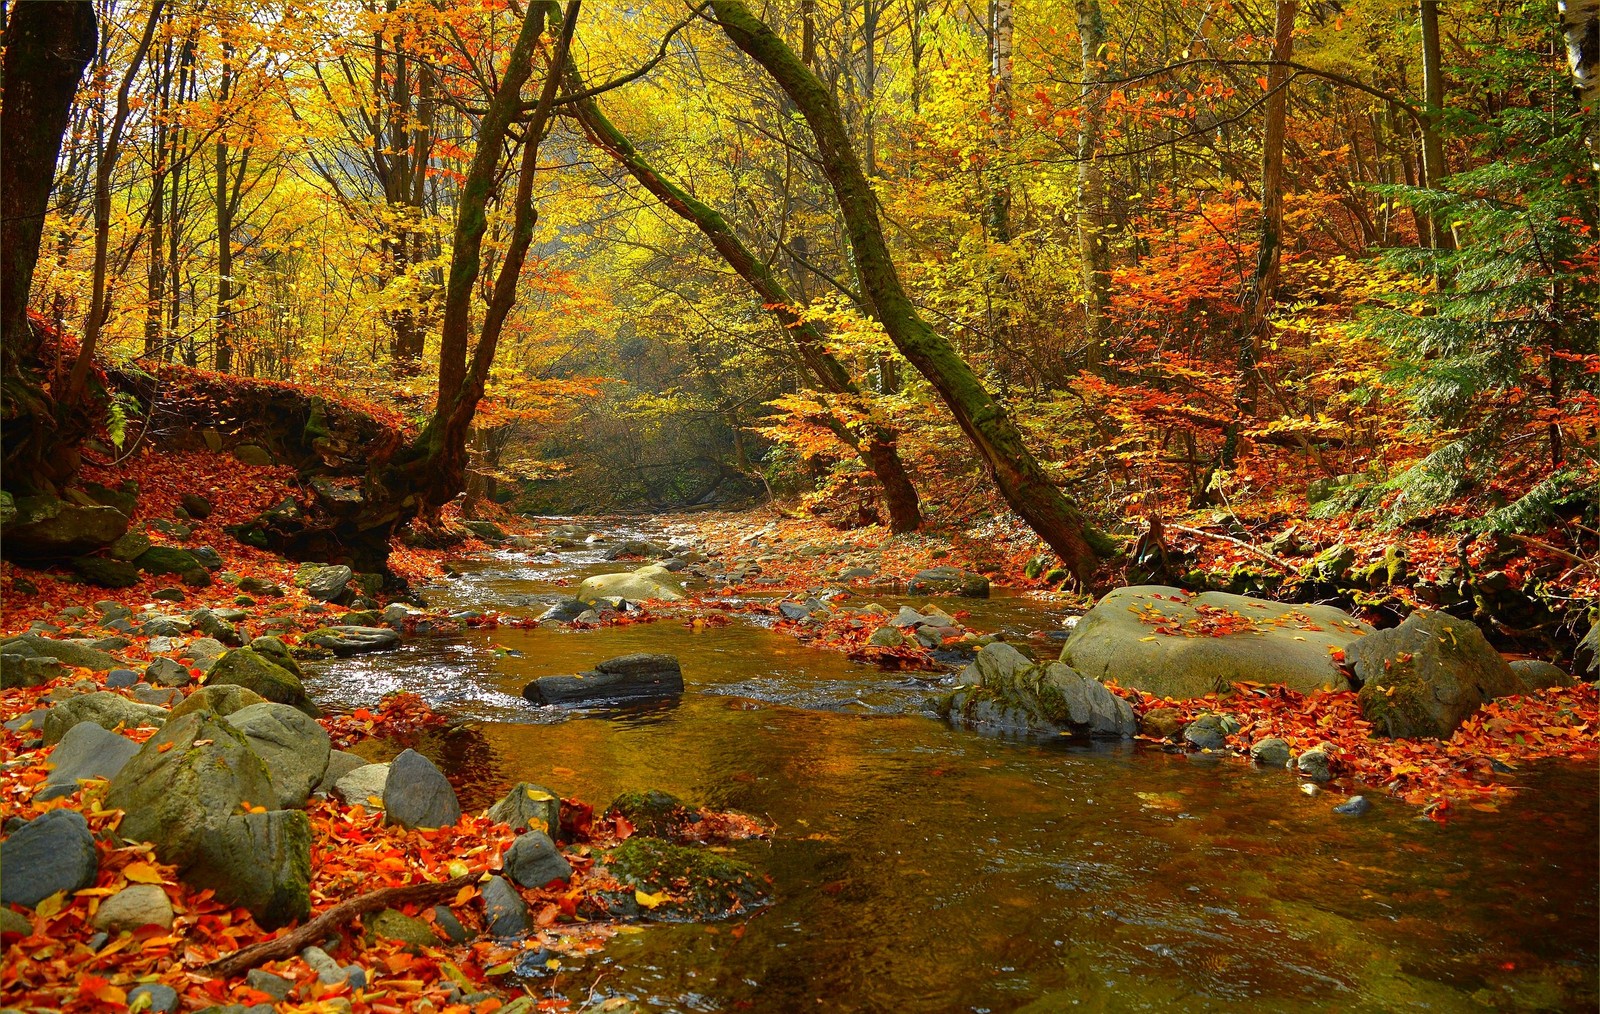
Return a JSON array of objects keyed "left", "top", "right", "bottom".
[{"left": 1075, "top": 0, "right": 1112, "bottom": 370}]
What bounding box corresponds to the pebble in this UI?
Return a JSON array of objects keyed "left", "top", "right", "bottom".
[
  {"left": 127, "top": 984, "right": 179, "bottom": 1014},
  {"left": 1333, "top": 795, "right": 1371, "bottom": 816}
]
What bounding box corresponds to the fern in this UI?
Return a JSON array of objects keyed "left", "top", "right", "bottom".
[{"left": 1474, "top": 468, "right": 1598, "bottom": 535}]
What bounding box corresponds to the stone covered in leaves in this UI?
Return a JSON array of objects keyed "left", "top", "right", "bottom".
[
  {"left": 592, "top": 837, "right": 767, "bottom": 922},
  {"left": 204, "top": 647, "right": 319, "bottom": 716},
  {"left": 1352, "top": 609, "right": 1524, "bottom": 739}
]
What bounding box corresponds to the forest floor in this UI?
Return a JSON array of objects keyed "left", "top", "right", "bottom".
[{"left": 2, "top": 440, "right": 1595, "bottom": 1013}]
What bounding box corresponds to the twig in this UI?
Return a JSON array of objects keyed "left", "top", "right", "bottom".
[
  {"left": 1501, "top": 533, "right": 1598, "bottom": 573},
  {"left": 204, "top": 873, "right": 478, "bottom": 978},
  {"left": 1167, "top": 524, "right": 1297, "bottom": 573}
]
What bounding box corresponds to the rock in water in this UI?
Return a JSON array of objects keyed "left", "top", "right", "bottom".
[
  {"left": 502, "top": 831, "right": 572, "bottom": 888},
  {"left": 40, "top": 721, "right": 139, "bottom": 800},
  {"left": 91, "top": 884, "right": 174, "bottom": 932},
  {"left": 575, "top": 566, "right": 685, "bottom": 606},
  {"left": 0, "top": 809, "right": 99, "bottom": 907},
  {"left": 1250, "top": 737, "right": 1292, "bottom": 768},
  {"left": 522, "top": 653, "right": 684, "bottom": 706},
  {"left": 301, "top": 625, "right": 399, "bottom": 655},
  {"left": 42, "top": 691, "right": 167, "bottom": 745},
  {"left": 225, "top": 702, "right": 331, "bottom": 809},
  {"left": 204, "top": 647, "right": 319, "bottom": 716},
  {"left": 1352, "top": 610, "right": 1523, "bottom": 738},
  {"left": 1060, "top": 586, "right": 1370, "bottom": 698},
  {"left": 185, "top": 809, "right": 312, "bottom": 929},
  {"left": 383, "top": 749, "right": 461, "bottom": 829},
  {"left": 594, "top": 838, "right": 766, "bottom": 922},
  {"left": 907, "top": 567, "right": 990, "bottom": 598},
  {"left": 487, "top": 782, "right": 561, "bottom": 835},
  {"left": 105, "top": 712, "right": 277, "bottom": 868},
  {"left": 939, "top": 644, "right": 1136, "bottom": 739},
  {"left": 1333, "top": 795, "right": 1371, "bottom": 816},
  {"left": 480, "top": 875, "right": 530, "bottom": 938}
]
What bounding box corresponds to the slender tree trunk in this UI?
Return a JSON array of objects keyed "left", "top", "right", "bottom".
[
  {"left": 987, "top": 0, "right": 1014, "bottom": 241},
  {"left": 1076, "top": 0, "right": 1112, "bottom": 370},
  {"left": 565, "top": 53, "right": 923, "bottom": 531},
  {"left": 1221, "top": 0, "right": 1296, "bottom": 468},
  {"left": 1418, "top": 0, "right": 1455, "bottom": 250},
  {"left": 168, "top": 37, "right": 194, "bottom": 365},
  {"left": 215, "top": 47, "right": 236, "bottom": 372},
  {"left": 146, "top": 37, "right": 173, "bottom": 358},
  {"left": 710, "top": 1, "right": 1114, "bottom": 582}
]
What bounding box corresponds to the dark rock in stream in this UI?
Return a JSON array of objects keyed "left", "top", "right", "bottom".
[
  {"left": 1333, "top": 795, "right": 1371, "bottom": 816},
  {"left": 522, "top": 653, "right": 684, "bottom": 707},
  {"left": 590, "top": 838, "right": 767, "bottom": 922}
]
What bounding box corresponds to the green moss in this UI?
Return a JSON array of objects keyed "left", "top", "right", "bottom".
[
  {"left": 1357, "top": 656, "right": 1442, "bottom": 738},
  {"left": 600, "top": 837, "right": 765, "bottom": 921}
]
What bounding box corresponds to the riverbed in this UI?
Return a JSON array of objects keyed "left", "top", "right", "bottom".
[{"left": 304, "top": 528, "right": 1599, "bottom": 1012}]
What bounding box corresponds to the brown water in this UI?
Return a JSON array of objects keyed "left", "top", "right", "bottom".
[{"left": 304, "top": 531, "right": 1600, "bottom": 1013}]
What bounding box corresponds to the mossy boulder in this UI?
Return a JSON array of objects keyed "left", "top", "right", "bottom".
[
  {"left": 593, "top": 838, "right": 766, "bottom": 922},
  {"left": 203, "top": 648, "right": 319, "bottom": 717},
  {"left": 134, "top": 546, "right": 202, "bottom": 576},
  {"left": 71, "top": 555, "right": 140, "bottom": 588},
  {"left": 607, "top": 789, "right": 693, "bottom": 839},
  {"left": 170, "top": 683, "right": 267, "bottom": 718},
  {"left": 1352, "top": 610, "right": 1523, "bottom": 739},
  {"left": 2, "top": 495, "right": 129, "bottom": 558},
  {"left": 365, "top": 907, "right": 439, "bottom": 948},
  {"left": 487, "top": 782, "right": 561, "bottom": 836},
  {"left": 185, "top": 809, "right": 311, "bottom": 930},
  {"left": 938, "top": 644, "right": 1136, "bottom": 739}
]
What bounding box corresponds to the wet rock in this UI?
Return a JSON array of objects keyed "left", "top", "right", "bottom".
[
  {"left": 594, "top": 838, "right": 766, "bottom": 922},
  {"left": 2, "top": 495, "right": 129, "bottom": 558},
  {"left": 1333, "top": 795, "right": 1371, "bottom": 817},
  {"left": 503, "top": 831, "right": 572, "bottom": 888},
  {"left": 891, "top": 606, "right": 928, "bottom": 628},
  {"left": 1295, "top": 745, "right": 1334, "bottom": 783},
  {"left": 91, "top": 884, "right": 174, "bottom": 932},
  {"left": 487, "top": 782, "right": 561, "bottom": 835},
  {"left": 1, "top": 653, "right": 67, "bottom": 689},
  {"left": 939, "top": 645, "right": 1136, "bottom": 739},
  {"left": 523, "top": 653, "right": 684, "bottom": 707},
  {"left": 43, "top": 692, "right": 167, "bottom": 745},
  {"left": 226, "top": 702, "right": 331, "bottom": 809},
  {"left": 0, "top": 632, "right": 122, "bottom": 671},
  {"left": 127, "top": 984, "right": 179, "bottom": 1014},
  {"left": 604, "top": 539, "right": 669, "bottom": 560},
  {"left": 383, "top": 749, "right": 461, "bottom": 830},
  {"left": 187, "top": 809, "right": 312, "bottom": 929},
  {"left": 302, "top": 625, "right": 399, "bottom": 655},
  {"left": 314, "top": 750, "right": 371, "bottom": 797},
  {"left": 575, "top": 565, "right": 685, "bottom": 606},
  {"left": 907, "top": 567, "right": 990, "bottom": 598},
  {"left": 867, "top": 626, "right": 905, "bottom": 648},
  {"left": 333, "top": 763, "right": 390, "bottom": 810},
  {"left": 777, "top": 600, "right": 816, "bottom": 621},
  {"left": 0, "top": 809, "right": 99, "bottom": 907},
  {"left": 366, "top": 908, "right": 439, "bottom": 947},
  {"left": 1182, "top": 714, "right": 1235, "bottom": 751},
  {"left": 1508, "top": 659, "right": 1575, "bottom": 692},
  {"left": 462, "top": 519, "right": 507, "bottom": 542},
  {"left": 1060, "top": 586, "right": 1369, "bottom": 699},
  {"left": 480, "top": 875, "right": 530, "bottom": 938},
  {"left": 1352, "top": 610, "right": 1522, "bottom": 739},
  {"left": 536, "top": 598, "right": 592, "bottom": 623},
  {"left": 204, "top": 648, "right": 319, "bottom": 716},
  {"left": 294, "top": 564, "right": 353, "bottom": 603},
  {"left": 40, "top": 721, "right": 140, "bottom": 800},
  {"left": 607, "top": 789, "right": 693, "bottom": 839},
  {"left": 1250, "top": 737, "right": 1293, "bottom": 768},
  {"left": 1139, "top": 707, "right": 1186, "bottom": 740}
]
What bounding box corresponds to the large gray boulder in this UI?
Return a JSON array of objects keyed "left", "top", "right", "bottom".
[
  {"left": 1, "top": 653, "right": 67, "bottom": 689},
  {"left": 1060, "top": 586, "right": 1371, "bottom": 698},
  {"left": 42, "top": 691, "right": 167, "bottom": 745},
  {"left": 302, "top": 626, "right": 399, "bottom": 655},
  {"left": 225, "top": 702, "right": 331, "bottom": 809},
  {"left": 0, "top": 809, "right": 99, "bottom": 907},
  {"left": 105, "top": 712, "right": 277, "bottom": 868},
  {"left": 502, "top": 831, "right": 572, "bottom": 888},
  {"left": 204, "top": 648, "right": 319, "bottom": 716},
  {"left": 383, "top": 750, "right": 461, "bottom": 830},
  {"left": 334, "top": 763, "right": 390, "bottom": 810},
  {"left": 0, "top": 632, "right": 122, "bottom": 671},
  {"left": 487, "top": 782, "right": 561, "bottom": 836},
  {"left": 40, "top": 721, "right": 140, "bottom": 800},
  {"left": 170, "top": 683, "right": 266, "bottom": 718},
  {"left": 940, "top": 646, "right": 1137, "bottom": 739},
  {"left": 1352, "top": 610, "right": 1523, "bottom": 739},
  {"left": 907, "top": 567, "right": 990, "bottom": 598},
  {"left": 184, "top": 809, "right": 311, "bottom": 929},
  {"left": 522, "top": 653, "right": 684, "bottom": 706},
  {"left": 2, "top": 495, "right": 129, "bottom": 558},
  {"left": 575, "top": 566, "right": 685, "bottom": 606},
  {"left": 294, "top": 564, "right": 353, "bottom": 602}
]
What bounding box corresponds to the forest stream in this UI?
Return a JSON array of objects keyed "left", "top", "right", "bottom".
[{"left": 302, "top": 524, "right": 1600, "bottom": 1013}]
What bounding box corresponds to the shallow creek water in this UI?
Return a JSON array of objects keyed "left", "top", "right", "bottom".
[{"left": 304, "top": 529, "right": 1599, "bottom": 1012}]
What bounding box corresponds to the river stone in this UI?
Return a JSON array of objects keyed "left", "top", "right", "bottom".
[
  {"left": 2, "top": 495, "right": 129, "bottom": 558},
  {"left": 225, "top": 702, "right": 331, "bottom": 809},
  {"left": 1, "top": 653, "right": 67, "bottom": 689},
  {"left": 1296, "top": 745, "right": 1334, "bottom": 783},
  {"left": 146, "top": 657, "right": 191, "bottom": 687},
  {"left": 1139, "top": 707, "right": 1185, "bottom": 739},
  {"left": 302, "top": 625, "right": 399, "bottom": 655},
  {"left": 190, "top": 609, "right": 242, "bottom": 646},
  {"left": 366, "top": 907, "right": 438, "bottom": 947},
  {"left": 503, "top": 830, "right": 571, "bottom": 888},
  {"left": 480, "top": 875, "right": 529, "bottom": 938},
  {"left": 128, "top": 984, "right": 179, "bottom": 1014},
  {"left": 334, "top": 764, "right": 391, "bottom": 810},
  {"left": 42, "top": 691, "right": 167, "bottom": 745},
  {"left": 40, "top": 721, "right": 139, "bottom": 800},
  {"left": 537, "top": 598, "right": 593, "bottom": 623},
  {"left": 170, "top": 683, "right": 267, "bottom": 719},
  {"left": 315, "top": 750, "right": 371, "bottom": 797},
  {"left": 183, "top": 637, "right": 229, "bottom": 663},
  {"left": 1250, "top": 737, "right": 1293, "bottom": 768},
  {"left": 575, "top": 566, "right": 685, "bottom": 606},
  {"left": 1508, "top": 659, "right": 1575, "bottom": 692},
  {"left": 72, "top": 555, "right": 140, "bottom": 588},
  {"left": 134, "top": 685, "right": 181, "bottom": 707},
  {"left": 487, "top": 782, "right": 561, "bottom": 835},
  {"left": 105, "top": 667, "right": 139, "bottom": 689},
  {"left": 134, "top": 546, "right": 202, "bottom": 576},
  {"left": 1182, "top": 714, "right": 1234, "bottom": 751},
  {"left": 0, "top": 632, "right": 122, "bottom": 671},
  {"left": 1333, "top": 795, "right": 1372, "bottom": 816},
  {"left": 0, "top": 809, "right": 99, "bottom": 907},
  {"left": 91, "top": 883, "right": 174, "bottom": 932},
  {"left": 142, "top": 614, "right": 192, "bottom": 636},
  {"left": 957, "top": 642, "right": 1033, "bottom": 688},
  {"left": 1352, "top": 610, "right": 1522, "bottom": 739},
  {"left": 940, "top": 653, "right": 1137, "bottom": 739},
  {"left": 204, "top": 648, "right": 319, "bottom": 716},
  {"left": 383, "top": 750, "right": 461, "bottom": 829},
  {"left": 248, "top": 635, "right": 306, "bottom": 678},
  {"left": 522, "top": 653, "right": 684, "bottom": 706},
  {"left": 867, "top": 626, "right": 905, "bottom": 648},
  {"left": 1060, "top": 586, "right": 1371, "bottom": 698},
  {"left": 186, "top": 809, "right": 311, "bottom": 929},
  {"left": 294, "top": 564, "right": 353, "bottom": 602},
  {"left": 595, "top": 837, "right": 766, "bottom": 922},
  {"left": 907, "top": 567, "right": 990, "bottom": 598},
  {"left": 106, "top": 712, "right": 277, "bottom": 867},
  {"left": 608, "top": 789, "right": 692, "bottom": 838}
]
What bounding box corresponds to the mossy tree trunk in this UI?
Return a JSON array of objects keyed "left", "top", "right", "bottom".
[{"left": 709, "top": 1, "right": 1113, "bottom": 582}]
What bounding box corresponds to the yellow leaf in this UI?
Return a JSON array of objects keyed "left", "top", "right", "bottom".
[
  {"left": 634, "top": 888, "right": 670, "bottom": 909},
  {"left": 485, "top": 961, "right": 515, "bottom": 976},
  {"left": 34, "top": 892, "right": 64, "bottom": 919},
  {"left": 446, "top": 860, "right": 470, "bottom": 879},
  {"left": 1139, "top": 636, "right": 1159, "bottom": 642},
  {"left": 123, "top": 862, "right": 165, "bottom": 884}
]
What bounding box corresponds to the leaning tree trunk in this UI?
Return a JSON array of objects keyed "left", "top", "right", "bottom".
[
  {"left": 710, "top": 1, "right": 1115, "bottom": 582},
  {"left": 0, "top": 0, "right": 98, "bottom": 495},
  {"left": 563, "top": 46, "right": 923, "bottom": 531}
]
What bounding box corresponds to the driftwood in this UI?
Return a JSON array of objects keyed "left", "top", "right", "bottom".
[
  {"left": 204, "top": 873, "right": 478, "bottom": 978},
  {"left": 1166, "top": 523, "right": 1297, "bottom": 573}
]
